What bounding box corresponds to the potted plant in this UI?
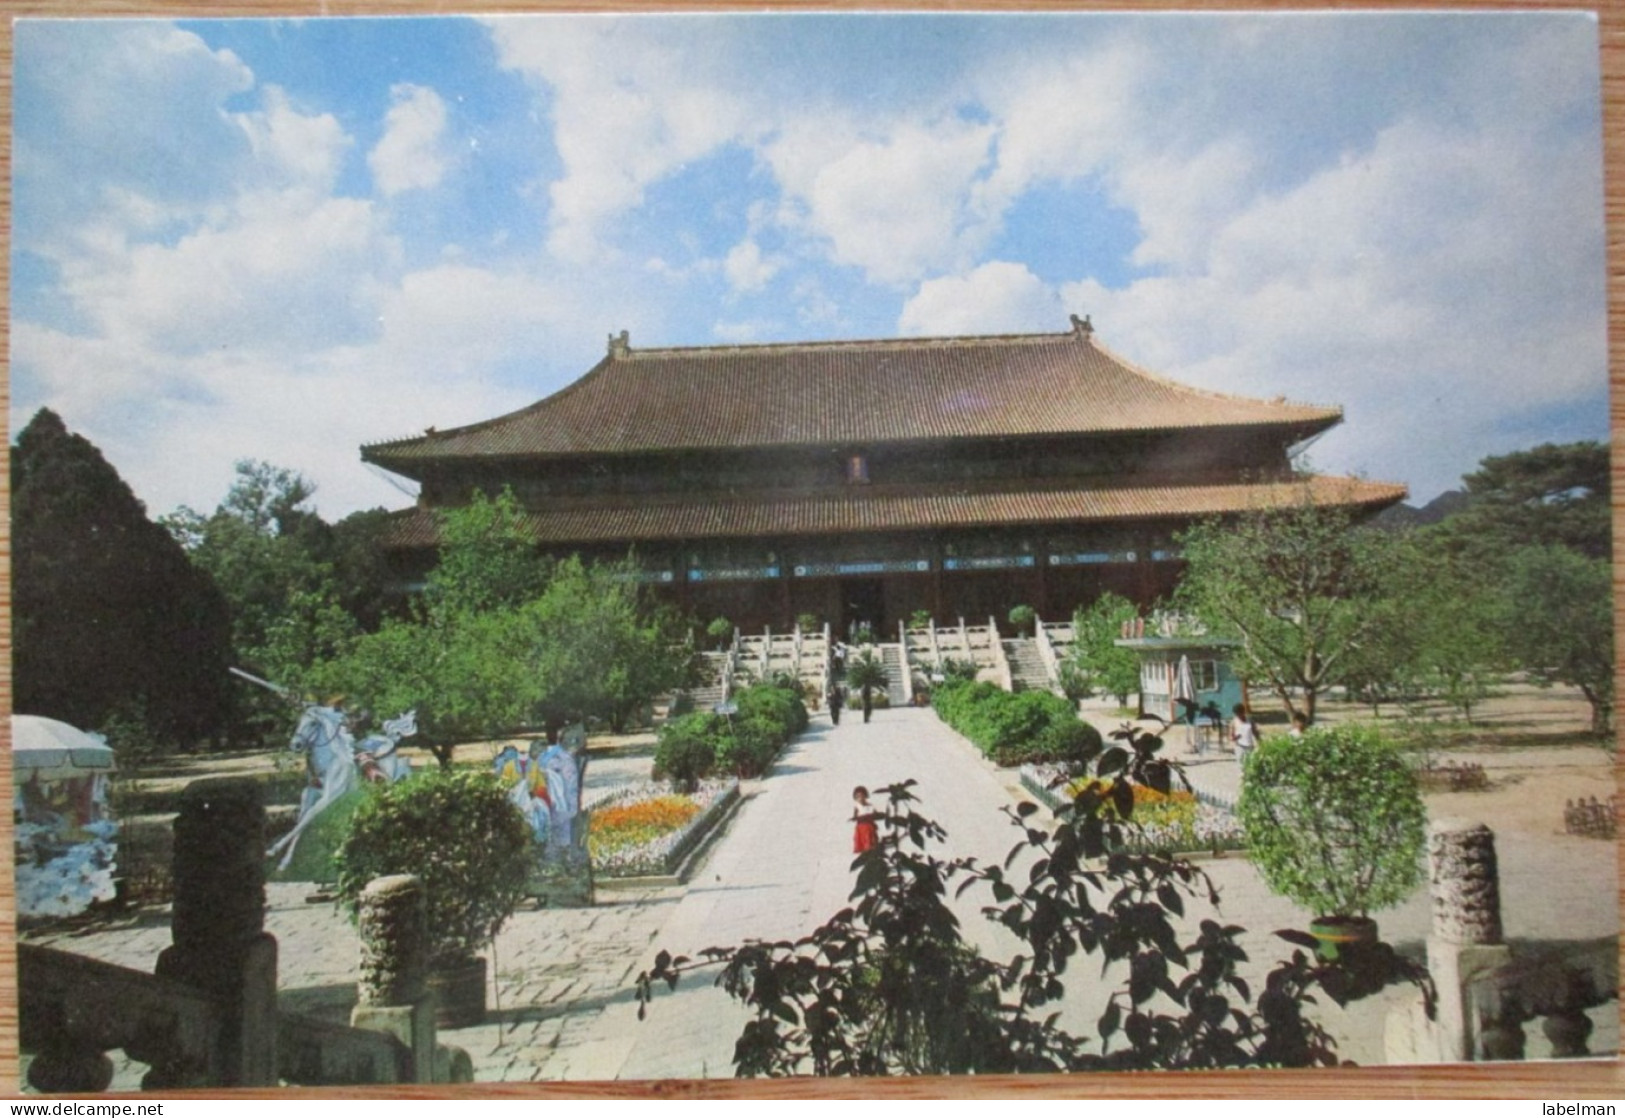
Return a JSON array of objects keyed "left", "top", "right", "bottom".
[
  {"left": 706, "top": 616, "right": 734, "bottom": 652},
  {"left": 1237, "top": 723, "right": 1426, "bottom": 959},
  {"left": 336, "top": 769, "right": 532, "bottom": 1027},
  {"left": 1007, "top": 604, "right": 1036, "bottom": 638}
]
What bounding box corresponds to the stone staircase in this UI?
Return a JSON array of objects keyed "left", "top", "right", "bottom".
[
  {"left": 1003, "top": 637, "right": 1055, "bottom": 693},
  {"left": 879, "top": 644, "right": 908, "bottom": 705},
  {"left": 689, "top": 650, "right": 731, "bottom": 709}
]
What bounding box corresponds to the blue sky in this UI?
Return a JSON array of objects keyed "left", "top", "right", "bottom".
[{"left": 10, "top": 12, "right": 1608, "bottom": 519}]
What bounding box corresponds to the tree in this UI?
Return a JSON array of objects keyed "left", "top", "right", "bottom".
[
  {"left": 315, "top": 496, "right": 690, "bottom": 764},
  {"left": 1176, "top": 491, "right": 1411, "bottom": 724},
  {"left": 1060, "top": 593, "right": 1141, "bottom": 706},
  {"left": 1497, "top": 545, "right": 1613, "bottom": 736},
  {"left": 1404, "top": 545, "right": 1505, "bottom": 723},
  {"left": 526, "top": 556, "right": 693, "bottom": 734},
  {"left": 12, "top": 409, "right": 234, "bottom": 747},
  {"left": 423, "top": 487, "right": 550, "bottom": 615},
  {"left": 165, "top": 460, "right": 359, "bottom": 742},
  {"left": 1445, "top": 441, "right": 1610, "bottom": 561}
]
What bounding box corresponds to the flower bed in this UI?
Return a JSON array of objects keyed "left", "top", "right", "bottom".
[
  {"left": 587, "top": 779, "right": 738, "bottom": 878},
  {"left": 1019, "top": 765, "right": 1246, "bottom": 854}
]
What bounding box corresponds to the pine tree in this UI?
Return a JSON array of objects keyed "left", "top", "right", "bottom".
[{"left": 12, "top": 409, "right": 234, "bottom": 747}]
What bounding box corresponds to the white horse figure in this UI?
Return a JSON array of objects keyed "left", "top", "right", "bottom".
[
  {"left": 268, "top": 703, "right": 360, "bottom": 871},
  {"left": 354, "top": 710, "right": 417, "bottom": 784},
  {"left": 268, "top": 705, "right": 418, "bottom": 871}
]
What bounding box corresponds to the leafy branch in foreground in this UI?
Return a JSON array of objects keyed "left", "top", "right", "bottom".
[{"left": 637, "top": 723, "right": 1433, "bottom": 1076}]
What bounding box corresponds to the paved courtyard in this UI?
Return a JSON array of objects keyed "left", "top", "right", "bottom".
[{"left": 24, "top": 706, "right": 1618, "bottom": 1085}]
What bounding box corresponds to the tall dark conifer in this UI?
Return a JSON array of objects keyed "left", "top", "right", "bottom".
[{"left": 12, "top": 408, "right": 233, "bottom": 747}]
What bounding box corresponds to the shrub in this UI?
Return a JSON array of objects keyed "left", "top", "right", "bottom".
[
  {"left": 659, "top": 684, "right": 807, "bottom": 785},
  {"left": 736, "top": 682, "right": 808, "bottom": 737},
  {"left": 933, "top": 680, "right": 1080, "bottom": 764},
  {"left": 1027, "top": 717, "right": 1103, "bottom": 767},
  {"left": 656, "top": 712, "right": 725, "bottom": 791},
  {"left": 718, "top": 714, "right": 783, "bottom": 777},
  {"left": 335, "top": 769, "right": 532, "bottom": 969},
  {"left": 1238, "top": 724, "right": 1426, "bottom": 919},
  {"left": 667, "top": 690, "right": 696, "bottom": 718},
  {"left": 796, "top": 613, "right": 821, "bottom": 634}
]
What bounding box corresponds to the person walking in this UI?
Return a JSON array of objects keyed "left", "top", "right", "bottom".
[{"left": 828, "top": 683, "right": 844, "bottom": 726}]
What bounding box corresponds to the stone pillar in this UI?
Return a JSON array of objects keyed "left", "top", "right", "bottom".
[
  {"left": 1426, "top": 819, "right": 1513, "bottom": 1062},
  {"left": 350, "top": 875, "right": 437, "bottom": 1083},
  {"left": 151, "top": 778, "right": 278, "bottom": 1087}
]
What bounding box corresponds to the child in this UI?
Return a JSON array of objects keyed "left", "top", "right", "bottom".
[{"left": 852, "top": 786, "right": 879, "bottom": 854}]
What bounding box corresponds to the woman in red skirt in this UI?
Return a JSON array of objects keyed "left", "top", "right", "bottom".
[{"left": 852, "top": 786, "right": 879, "bottom": 854}]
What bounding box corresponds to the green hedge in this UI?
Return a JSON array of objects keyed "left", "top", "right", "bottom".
[
  {"left": 654, "top": 682, "right": 809, "bottom": 786},
  {"left": 931, "top": 679, "right": 1099, "bottom": 767}
]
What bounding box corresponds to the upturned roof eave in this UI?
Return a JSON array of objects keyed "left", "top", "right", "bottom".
[
  {"left": 377, "top": 473, "right": 1406, "bottom": 551},
  {"left": 360, "top": 411, "right": 1344, "bottom": 475}
]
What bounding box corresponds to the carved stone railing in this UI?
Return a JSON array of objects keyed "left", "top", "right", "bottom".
[
  {"left": 1386, "top": 819, "right": 1618, "bottom": 1063},
  {"left": 1034, "top": 618, "right": 1064, "bottom": 695},
  {"left": 22, "top": 778, "right": 276, "bottom": 1091},
  {"left": 20, "top": 944, "right": 219, "bottom": 1092},
  {"left": 989, "top": 617, "right": 1014, "bottom": 692},
  {"left": 20, "top": 779, "right": 470, "bottom": 1092}
]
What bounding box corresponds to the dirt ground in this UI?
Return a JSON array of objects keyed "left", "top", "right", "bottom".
[{"left": 1311, "top": 682, "right": 1616, "bottom": 842}]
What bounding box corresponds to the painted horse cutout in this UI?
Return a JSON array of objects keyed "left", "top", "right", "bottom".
[{"left": 268, "top": 703, "right": 416, "bottom": 871}]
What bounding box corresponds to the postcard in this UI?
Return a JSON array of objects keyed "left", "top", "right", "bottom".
[{"left": 7, "top": 8, "right": 1616, "bottom": 1097}]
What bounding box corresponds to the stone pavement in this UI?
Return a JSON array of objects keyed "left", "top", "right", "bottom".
[{"left": 24, "top": 708, "right": 1616, "bottom": 1086}]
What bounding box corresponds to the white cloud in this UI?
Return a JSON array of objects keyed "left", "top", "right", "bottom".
[
  {"left": 65, "top": 192, "right": 396, "bottom": 359},
  {"left": 236, "top": 86, "right": 351, "bottom": 196},
  {"left": 369, "top": 83, "right": 451, "bottom": 197},
  {"left": 723, "top": 239, "right": 778, "bottom": 294},
  {"left": 781, "top": 118, "right": 996, "bottom": 287},
  {"left": 485, "top": 18, "right": 755, "bottom": 263},
  {"left": 899, "top": 262, "right": 1061, "bottom": 336}
]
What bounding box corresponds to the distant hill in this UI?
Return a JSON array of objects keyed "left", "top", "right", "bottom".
[{"left": 1370, "top": 489, "right": 1472, "bottom": 529}]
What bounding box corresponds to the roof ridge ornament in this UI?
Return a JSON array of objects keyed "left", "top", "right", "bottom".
[
  {"left": 1069, "top": 313, "right": 1094, "bottom": 341},
  {"left": 607, "top": 329, "right": 630, "bottom": 359}
]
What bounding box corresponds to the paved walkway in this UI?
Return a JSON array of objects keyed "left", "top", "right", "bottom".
[{"left": 568, "top": 706, "right": 1039, "bottom": 1080}]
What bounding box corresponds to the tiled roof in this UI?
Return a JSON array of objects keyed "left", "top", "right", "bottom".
[
  {"left": 363, "top": 326, "right": 1341, "bottom": 469},
  {"left": 379, "top": 475, "right": 1407, "bottom": 550}
]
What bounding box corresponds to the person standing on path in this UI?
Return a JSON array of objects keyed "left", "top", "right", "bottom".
[
  {"left": 1231, "top": 704, "right": 1258, "bottom": 766},
  {"left": 829, "top": 683, "right": 843, "bottom": 725},
  {"left": 852, "top": 786, "right": 879, "bottom": 854}
]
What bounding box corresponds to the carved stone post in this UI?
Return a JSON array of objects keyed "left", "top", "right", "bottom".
[
  {"left": 150, "top": 778, "right": 278, "bottom": 1087},
  {"left": 1426, "top": 819, "right": 1513, "bottom": 1062},
  {"left": 350, "top": 875, "right": 437, "bottom": 1083}
]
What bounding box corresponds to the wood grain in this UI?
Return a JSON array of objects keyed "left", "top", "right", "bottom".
[{"left": 0, "top": 0, "right": 1618, "bottom": 1099}]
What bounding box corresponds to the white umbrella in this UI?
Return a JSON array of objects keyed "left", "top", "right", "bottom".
[
  {"left": 12, "top": 716, "right": 118, "bottom": 918},
  {"left": 1174, "top": 656, "right": 1197, "bottom": 751},
  {"left": 12, "top": 715, "right": 116, "bottom": 781}
]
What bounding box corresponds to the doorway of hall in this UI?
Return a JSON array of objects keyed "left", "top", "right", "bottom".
[{"left": 840, "top": 578, "right": 885, "bottom": 640}]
